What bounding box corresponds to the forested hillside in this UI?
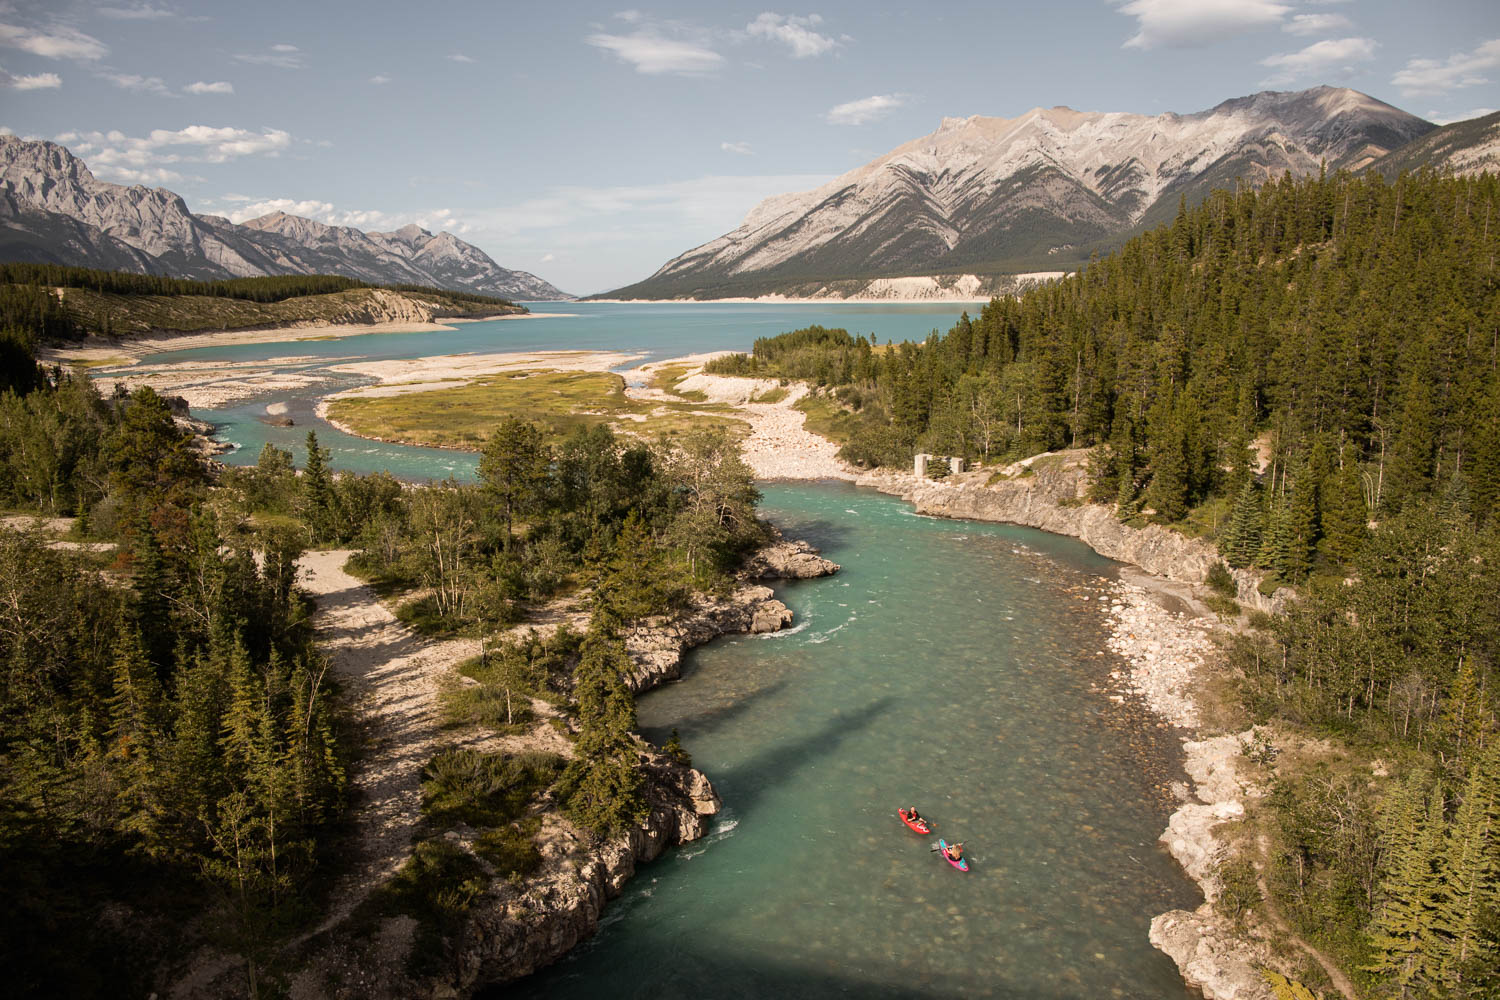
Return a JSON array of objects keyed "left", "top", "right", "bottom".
[
  {"left": 0, "top": 314, "right": 764, "bottom": 993},
  {"left": 710, "top": 168, "right": 1500, "bottom": 998},
  {"left": 0, "top": 265, "right": 523, "bottom": 344}
]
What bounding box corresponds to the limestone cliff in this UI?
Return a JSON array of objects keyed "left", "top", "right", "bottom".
[{"left": 855, "top": 451, "right": 1286, "bottom": 615}]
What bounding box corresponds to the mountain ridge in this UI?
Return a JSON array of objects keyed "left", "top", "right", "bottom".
[
  {"left": 603, "top": 86, "right": 1439, "bottom": 300},
  {"left": 0, "top": 135, "right": 571, "bottom": 300}
]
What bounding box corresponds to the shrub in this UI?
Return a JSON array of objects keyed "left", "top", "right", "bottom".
[
  {"left": 421, "top": 748, "right": 563, "bottom": 828},
  {"left": 474, "top": 822, "right": 544, "bottom": 882},
  {"left": 1215, "top": 854, "right": 1261, "bottom": 927},
  {"left": 1206, "top": 561, "right": 1236, "bottom": 597}
]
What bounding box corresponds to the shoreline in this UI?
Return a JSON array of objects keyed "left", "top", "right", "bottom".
[
  {"left": 585, "top": 295, "right": 995, "bottom": 305},
  {"left": 37, "top": 309, "right": 567, "bottom": 368}
]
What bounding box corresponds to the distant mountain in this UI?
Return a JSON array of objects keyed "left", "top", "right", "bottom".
[
  {"left": 0, "top": 135, "right": 570, "bottom": 300},
  {"left": 605, "top": 86, "right": 1436, "bottom": 300},
  {"left": 1367, "top": 109, "right": 1500, "bottom": 179}
]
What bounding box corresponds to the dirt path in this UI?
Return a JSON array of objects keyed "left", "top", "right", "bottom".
[
  {"left": 297, "top": 550, "right": 478, "bottom": 931},
  {"left": 1257, "top": 834, "right": 1359, "bottom": 999}
]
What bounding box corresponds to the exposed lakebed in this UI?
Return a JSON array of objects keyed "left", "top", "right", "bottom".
[{"left": 508, "top": 482, "right": 1200, "bottom": 999}]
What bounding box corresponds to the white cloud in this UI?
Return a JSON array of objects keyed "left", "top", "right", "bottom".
[
  {"left": 234, "top": 44, "right": 302, "bottom": 69},
  {"left": 98, "top": 4, "right": 176, "bottom": 19},
  {"left": 721, "top": 140, "right": 753, "bottom": 155},
  {"left": 1425, "top": 107, "right": 1497, "bottom": 126},
  {"left": 745, "top": 12, "right": 839, "bottom": 58},
  {"left": 1284, "top": 13, "right": 1351, "bottom": 36},
  {"left": 587, "top": 30, "right": 724, "bottom": 75},
  {"left": 100, "top": 165, "right": 184, "bottom": 185},
  {"left": 0, "top": 22, "right": 109, "bottom": 60},
  {"left": 1, "top": 66, "right": 61, "bottom": 89},
  {"left": 825, "top": 94, "right": 905, "bottom": 125},
  {"left": 540, "top": 252, "right": 556, "bottom": 262},
  {"left": 211, "top": 197, "right": 466, "bottom": 234},
  {"left": 1113, "top": 0, "right": 1289, "bottom": 50},
  {"left": 184, "top": 80, "right": 233, "bottom": 95},
  {"left": 448, "top": 53, "right": 475, "bottom": 63},
  {"left": 1392, "top": 39, "right": 1500, "bottom": 98},
  {"left": 369, "top": 74, "right": 391, "bottom": 84},
  {"left": 101, "top": 71, "right": 171, "bottom": 95},
  {"left": 64, "top": 124, "right": 294, "bottom": 183},
  {"left": 1261, "top": 36, "right": 1377, "bottom": 85}
]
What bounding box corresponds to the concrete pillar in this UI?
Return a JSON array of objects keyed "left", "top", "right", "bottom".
[
  {"left": 914, "top": 453, "right": 929, "bottom": 478},
  {"left": 949, "top": 456, "right": 966, "bottom": 475}
]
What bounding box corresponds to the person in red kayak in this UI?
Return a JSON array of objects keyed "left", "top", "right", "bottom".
[{"left": 907, "top": 806, "right": 924, "bottom": 825}]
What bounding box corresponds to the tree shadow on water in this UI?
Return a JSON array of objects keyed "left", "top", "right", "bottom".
[
  {"left": 707, "top": 696, "right": 894, "bottom": 815},
  {"left": 500, "top": 935, "right": 1074, "bottom": 1000},
  {"left": 639, "top": 678, "right": 792, "bottom": 744}
]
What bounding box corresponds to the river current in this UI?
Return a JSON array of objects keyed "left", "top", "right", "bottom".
[{"left": 140, "top": 303, "right": 1201, "bottom": 997}]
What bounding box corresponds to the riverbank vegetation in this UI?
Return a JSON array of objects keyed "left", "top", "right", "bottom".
[
  {"left": 709, "top": 168, "right": 1500, "bottom": 998},
  {"left": 0, "top": 263, "right": 524, "bottom": 341},
  {"left": 0, "top": 308, "right": 768, "bottom": 993},
  {"left": 325, "top": 369, "right": 746, "bottom": 451}
]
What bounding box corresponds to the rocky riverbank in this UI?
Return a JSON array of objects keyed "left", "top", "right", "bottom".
[
  {"left": 290, "top": 531, "right": 840, "bottom": 1000},
  {"left": 855, "top": 452, "right": 1287, "bottom": 615}
]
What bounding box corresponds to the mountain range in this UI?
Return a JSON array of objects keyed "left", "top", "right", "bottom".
[
  {"left": 606, "top": 86, "right": 1495, "bottom": 301},
  {"left": 0, "top": 135, "right": 570, "bottom": 300}
]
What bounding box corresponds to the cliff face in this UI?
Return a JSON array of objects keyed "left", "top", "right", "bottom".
[
  {"left": 855, "top": 452, "right": 1286, "bottom": 615},
  {"left": 450, "top": 754, "right": 720, "bottom": 990}
]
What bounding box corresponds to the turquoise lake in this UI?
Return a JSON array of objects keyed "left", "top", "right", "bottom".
[
  {"left": 504, "top": 481, "right": 1200, "bottom": 999},
  {"left": 146, "top": 303, "right": 1202, "bottom": 997}
]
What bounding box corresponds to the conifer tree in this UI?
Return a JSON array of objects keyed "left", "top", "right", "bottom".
[
  {"left": 1319, "top": 459, "right": 1369, "bottom": 565},
  {"left": 1223, "top": 479, "right": 1263, "bottom": 568},
  {"left": 1432, "top": 744, "right": 1499, "bottom": 996},
  {"left": 555, "top": 619, "right": 645, "bottom": 835},
  {"left": 300, "top": 431, "right": 333, "bottom": 540},
  {"left": 1367, "top": 783, "right": 1447, "bottom": 996}
]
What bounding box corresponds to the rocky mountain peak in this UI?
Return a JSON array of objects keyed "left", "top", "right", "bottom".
[
  {"left": 0, "top": 135, "right": 572, "bottom": 299},
  {"left": 606, "top": 85, "right": 1437, "bottom": 300}
]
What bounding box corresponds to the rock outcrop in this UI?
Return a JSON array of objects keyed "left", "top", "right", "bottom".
[
  {"left": 449, "top": 753, "right": 720, "bottom": 990},
  {"left": 740, "top": 528, "right": 841, "bottom": 580},
  {"left": 856, "top": 452, "right": 1286, "bottom": 615},
  {"left": 624, "top": 586, "right": 794, "bottom": 692},
  {"left": 1149, "top": 733, "right": 1273, "bottom": 1000}
]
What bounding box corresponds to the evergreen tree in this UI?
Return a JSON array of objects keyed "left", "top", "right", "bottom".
[
  {"left": 1367, "top": 783, "right": 1447, "bottom": 996},
  {"left": 1319, "top": 458, "right": 1369, "bottom": 565},
  {"left": 479, "top": 418, "right": 551, "bottom": 547},
  {"left": 1432, "top": 744, "right": 1499, "bottom": 996},
  {"left": 1223, "top": 479, "right": 1263, "bottom": 568},
  {"left": 299, "top": 431, "right": 333, "bottom": 540}
]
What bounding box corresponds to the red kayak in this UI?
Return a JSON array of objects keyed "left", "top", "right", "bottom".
[{"left": 898, "top": 808, "right": 931, "bottom": 834}]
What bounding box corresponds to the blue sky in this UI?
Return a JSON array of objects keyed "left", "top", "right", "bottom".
[{"left": 2, "top": 1, "right": 1498, "bottom": 294}]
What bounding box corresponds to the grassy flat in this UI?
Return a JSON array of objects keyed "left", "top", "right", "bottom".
[{"left": 327, "top": 369, "right": 747, "bottom": 450}]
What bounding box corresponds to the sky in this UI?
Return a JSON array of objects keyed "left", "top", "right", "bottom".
[{"left": 1, "top": 1, "right": 1498, "bottom": 295}]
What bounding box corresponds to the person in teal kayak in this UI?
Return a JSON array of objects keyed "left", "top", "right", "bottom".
[{"left": 947, "top": 841, "right": 964, "bottom": 861}]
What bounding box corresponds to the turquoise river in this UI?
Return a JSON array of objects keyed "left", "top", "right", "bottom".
[{"left": 131, "top": 303, "right": 1202, "bottom": 998}]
